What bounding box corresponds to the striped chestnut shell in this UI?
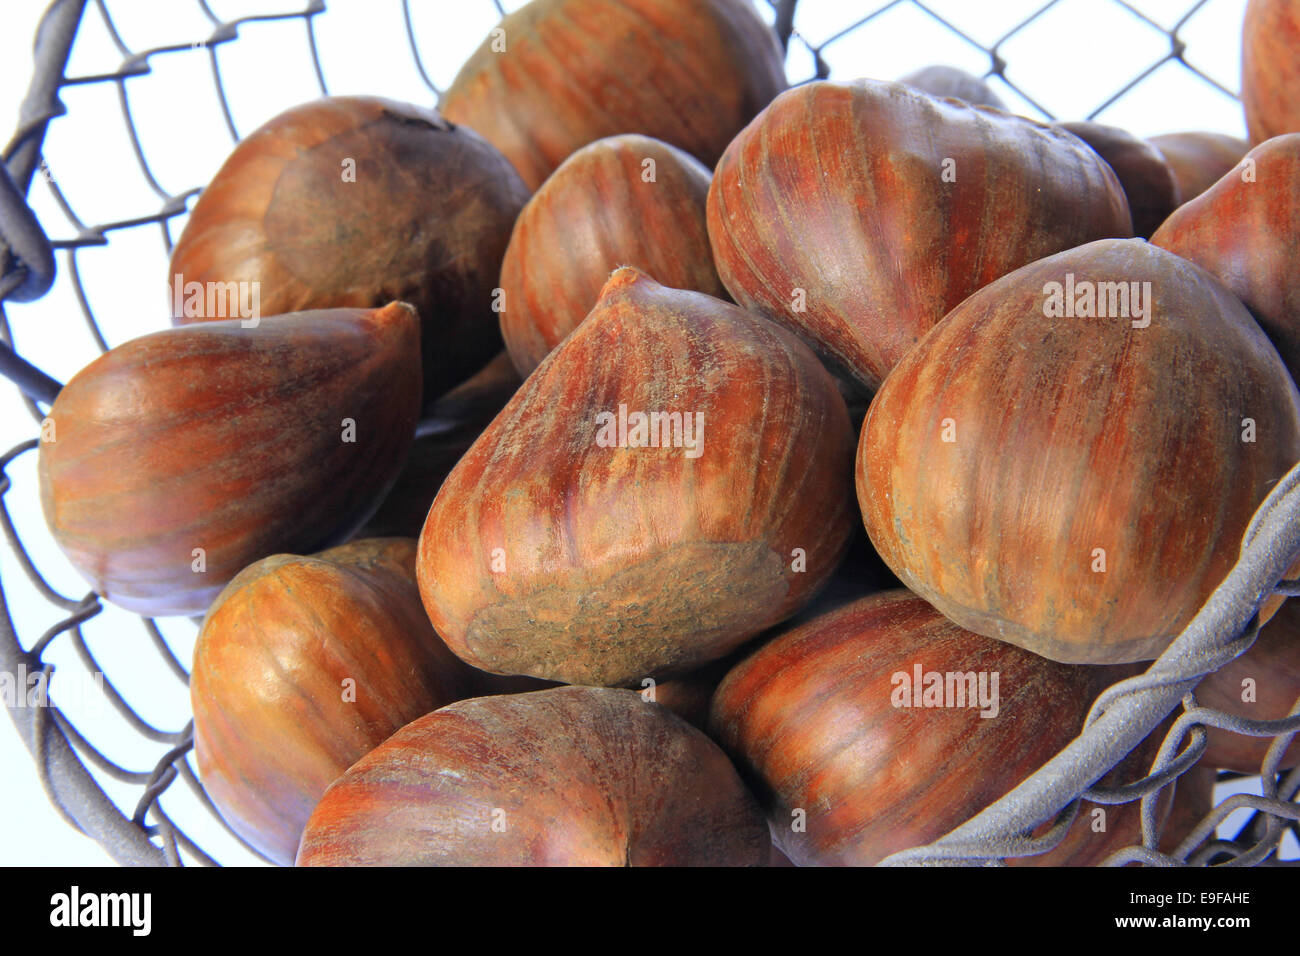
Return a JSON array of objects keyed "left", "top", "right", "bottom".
[
  {"left": 858, "top": 239, "right": 1300, "bottom": 664},
  {"left": 707, "top": 78, "right": 1133, "bottom": 391},
  {"left": 297, "top": 687, "right": 770, "bottom": 866},
  {"left": 441, "top": 0, "right": 787, "bottom": 190},
  {"left": 38, "top": 304, "right": 421, "bottom": 617},
  {"left": 498, "top": 133, "right": 726, "bottom": 376},
  {"left": 418, "top": 268, "right": 857, "bottom": 687},
  {"left": 191, "top": 537, "right": 472, "bottom": 866}
]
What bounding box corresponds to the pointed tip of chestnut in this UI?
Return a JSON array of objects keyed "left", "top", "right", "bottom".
[
  {"left": 589, "top": 267, "right": 674, "bottom": 320},
  {"left": 364, "top": 301, "right": 423, "bottom": 397},
  {"left": 368, "top": 300, "right": 420, "bottom": 334},
  {"left": 601, "top": 265, "right": 658, "bottom": 297}
]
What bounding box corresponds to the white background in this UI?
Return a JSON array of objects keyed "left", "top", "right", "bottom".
[{"left": 0, "top": 0, "right": 1287, "bottom": 867}]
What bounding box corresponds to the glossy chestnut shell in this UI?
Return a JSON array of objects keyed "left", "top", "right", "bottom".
[
  {"left": 417, "top": 268, "right": 857, "bottom": 687},
  {"left": 297, "top": 686, "right": 770, "bottom": 866},
  {"left": 39, "top": 304, "right": 421, "bottom": 616},
  {"left": 168, "top": 96, "right": 529, "bottom": 406},
  {"left": 707, "top": 78, "right": 1132, "bottom": 391},
  {"left": 441, "top": 0, "right": 787, "bottom": 190},
  {"left": 498, "top": 134, "right": 725, "bottom": 375},
  {"left": 858, "top": 239, "right": 1300, "bottom": 664},
  {"left": 192, "top": 538, "right": 472, "bottom": 865}
]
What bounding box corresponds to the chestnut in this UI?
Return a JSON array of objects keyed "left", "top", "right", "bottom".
[
  {"left": 417, "top": 268, "right": 857, "bottom": 687},
  {"left": 1242, "top": 0, "right": 1300, "bottom": 144},
  {"left": 38, "top": 305, "right": 421, "bottom": 617},
  {"left": 1150, "top": 134, "right": 1300, "bottom": 387},
  {"left": 168, "top": 96, "right": 529, "bottom": 407},
  {"left": 1058, "top": 120, "right": 1179, "bottom": 238},
  {"left": 707, "top": 78, "right": 1132, "bottom": 392},
  {"left": 858, "top": 239, "right": 1300, "bottom": 665},
  {"left": 191, "top": 538, "right": 473, "bottom": 865},
  {"left": 441, "top": 0, "right": 787, "bottom": 190},
  {"left": 296, "top": 686, "right": 770, "bottom": 866},
  {"left": 498, "top": 134, "right": 726, "bottom": 376},
  {"left": 1148, "top": 131, "right": 1249, "bottom": 204},
  {"left": 708, "top": 590, "right": 1122, "bottom": 866}
]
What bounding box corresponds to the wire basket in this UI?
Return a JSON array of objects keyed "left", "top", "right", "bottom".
[{"left": 1, "top": 0, "right": 1297, "bottom": 867}]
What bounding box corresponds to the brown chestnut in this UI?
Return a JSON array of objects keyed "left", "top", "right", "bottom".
[
  {"left": 440, "top": 0, "right": 787, "bottom": 190},
  {"left": 858, "top": 239, "right": 1300, "bottom": 665},
  {"left": 191, "top": 538, "right": 472, "bottom": 865},
  {"left": 1242, "top": 0, "right": 1300, "bottom": 144},
  {"left": 499, "top": 134, "right": 726, "bottom": 376},
  {"left": 709, "top": 590, "right": 1119, "bottom": 866},
  {"left": 1151, "top": 134, "right": 1300, "bottom": 387},
  {"left": 1148, "top": 131, "right": 1249, "bottom": 204},
  {"left": 168, "top": 96, "right": 529, "bottom": 407},
  {"left": 417, "top": 268, "right": 857, "bottom": 687},
  {"left": 39, "top": 305, "right": 421, "bottom": 617},
  {"left": 296, "top": 686, "right": 770, "bottom": 866},
  {"left": 707, "top": 78, "right": 1132, "bottom": 391},
  {"left": 1058, "top": 120, "right": 1179, "bottom": 238}
]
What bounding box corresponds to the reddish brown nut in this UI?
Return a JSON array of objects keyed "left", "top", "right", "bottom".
[
  {"left": 418, "top": 268, "right": 857, "bottom": 687},
  {"left": 296, "top": 686, "right": 770, "bottom": 866},
  {"left": 1151, "top": 134, "right": 1300, "bottom": 386},
  {"left": 1058, "top": 120, "right": 1179, "bottom": 237},
  {"left": 192, "top": 538, "right": 473, "bottom": 866},
  {"left": 859, "top": 239, "right": 1300, "bottom": 664},
  {"left": 499, "top": 134, "right": 726, "bottom": 376},
  {"left": 38, "top": 305, "right": 421, "bottom": 616},
  {"left": 707, "top": 78, "right": 1132, "bottom": 391},
  {"left": 709, "top": 590, "right": 1121, "bottom": 866},
  {"left": 1242, "top": 0, "right": 1300, "bottom": 144},
  {"left": 168, "top": 96, "right": 529, "bottom": 406},
  {"left": 441, "top": 0, "right": 787, "bottom": 190},
  {"left": 1148, "top": 131, "right": 1249, "bottom": 204}
]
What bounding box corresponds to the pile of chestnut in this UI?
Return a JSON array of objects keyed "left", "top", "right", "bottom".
[{"left": 34, "top": 0, "right": 1300, "bottom": 866}]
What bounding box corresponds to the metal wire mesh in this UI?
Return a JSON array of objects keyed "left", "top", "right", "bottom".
[{"left": 0, "top": 0, "right": 1296, "bottom": 867}]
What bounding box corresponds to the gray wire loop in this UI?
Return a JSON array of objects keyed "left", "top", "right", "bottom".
[{"left": 0, "top": 163, "right": 55, "bottom": 304}]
